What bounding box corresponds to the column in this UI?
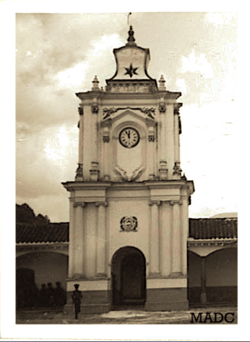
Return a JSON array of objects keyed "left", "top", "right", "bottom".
[
  {"left": 90, "top": 99, "right": 99, "bottom": 181},
  {"left": 174, "top": 109, "right": 179, "bottom": 163},
  {"left": 166, "top": 104, "right": 174, "bottom": 180},
  {"left": 147, "top": 123, "right": 155, "bottom": 180},
  {"left": 85, "top": 203, "right": 97, "bottom": 278},
  {"left": 68, "top": 199, "right": 75, "bottom": 278},
  {"left": 75, "top": 107, "right": 84, "bottom": 181},
  {"left": 200, "top": 257, "right": 207, "bottom": 303},
  {"left": 173, "top": 108, "right": 182, "bottom": 179},
  {"left": 73, "top": 202, "right": 86, "bottom": 276},
  {"left": 95, "top": 201, "right": 108, "bottom": 276},
  {"left": 181, "top": 197, "right": 189, "bottom": 276},
  {"left": 161, "top": 201, "right": 172, "bottom": 276},
  {"left": 160, "top": 111, "right": 166, "bottom": 160},
  {"left": 102, "top": 119, "right": 111, "bottom": 181},
  {"left": 170, "top": 200, "right": 182, "bottom": 275},
  {"left": 149, "top": 200, "right": 161, "bottom": 274},
  {"left": 158, "top": 101, "right": 168, "bottom": 180}
]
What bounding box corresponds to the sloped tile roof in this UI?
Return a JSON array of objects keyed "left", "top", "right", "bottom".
[
  {"left": 16, "top": 223, "right": 69, "bottom": 244},
  {"left": 16, "top": 218, "right": 238, "bottom": 244},
  {"left": 189, "top": 218, "right": 237, "bottom": 240}
]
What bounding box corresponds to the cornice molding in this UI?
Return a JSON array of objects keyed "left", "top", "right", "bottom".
[
  {"left": 174, "top": 102, "right": 183, "bottom": 111},
  {"left": 76, "top": 90, "right": 182, "bottom": 102},
  {"left": 187, "top": 238, "right": 237, "bottom": 247},
  {"left": 16, "top": 242, "right": 69, "bottom": 254}
]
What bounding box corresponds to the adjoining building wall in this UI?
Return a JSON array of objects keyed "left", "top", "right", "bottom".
[
  {"left": 16, "top": 252, "right": 68, "bottom": 290},
  {"left": 188, "top": 251, "right": 201, "bottom": 287},
  {"left": 188, "top": 248, "right": 237, "bottom": 305},
  {"left": 206, "top": 248, "right": 237, "bottom": 287}
]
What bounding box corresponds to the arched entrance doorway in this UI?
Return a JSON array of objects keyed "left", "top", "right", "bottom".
[
  {"left": 111, "top": 246, "right": 146, "bottom": 308},
  {"left": 16, "top": 268, "right": 38, "bottom": 309}
]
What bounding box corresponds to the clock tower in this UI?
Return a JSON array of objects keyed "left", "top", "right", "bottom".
[{"left": 63, "top": 26, "right": 194, "bottom": 313}]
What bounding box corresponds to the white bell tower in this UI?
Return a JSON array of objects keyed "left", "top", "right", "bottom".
[{"left": 63, "top": 26, "right": 194, "bottom": 313}]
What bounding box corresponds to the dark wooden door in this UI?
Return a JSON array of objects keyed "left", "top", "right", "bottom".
[{"left": 121, "top": 253, "right": 145, "bottom": 304}]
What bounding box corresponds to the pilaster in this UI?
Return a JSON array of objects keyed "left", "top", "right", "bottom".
[
  {"left": 73, "top": 202, "right": 86, "bottom": 277},
  {"left": 85, "top": 203, "right": 98, "bottom": 278},
  {"left": 90, "top": 96, "right": 99, "bottom": 181},
  {"left": 68, "top": 199, "right": 75, "bottom": 278},
  {"left": 161, "top": 201, "right": 172, "bottom": 276},
  {"left": 158, "top": 99, "right": 167, "bottom": 180},
  {"left": 181, "top": 196, "right": 189, "bottom": 276},
  {"left": 174, "top": 107, "right": 180, "bottom": 164},
  {"left": 75, "top": 106, "right": 84, "bottom": 181},
  {"left": 165, "top": 103, "right": 174, "bottom": 180},
  {"left": 146, "top": 120, "right": 155, "bottom": 180},
  {"left": 170, "top": 200, "right": 182, "bottom": 276},
  {"left": 95, "top": 201, "right": 108, "bottom": 276},
  {"left": 101, "top": 119, "right": 112, "bottom": 181},
  {"left": 149, "top": 200, "right": 161, "bottom": 275},
  {"left": 172, "top": 106, "right": 182, "bottom": 179}
]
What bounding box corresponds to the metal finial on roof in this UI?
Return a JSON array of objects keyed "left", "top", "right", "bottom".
[
  {"left": 126, "top": 26, "right": 136, "bottom": 46},
  {"left": 127, "top": 12, "right": 132, "bottom": 26}
]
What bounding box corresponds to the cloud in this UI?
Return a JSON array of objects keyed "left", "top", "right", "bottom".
[
  {"left": 180, "top": 101, "right": 238, "bottom": 218},
  {"left": 16, "top": 14, "right": 125, "bottom": 87},
  {"left": 205, "top": 12, "right": 237, "bottom": 28},
  {"left": 16, "top": 123, "right": 78, "bottom": 200},
  {"left": 175, "top": 79, "right": 188, "bottom": 95},
  {"left": 16, "top": 83, "right": 79, "bottom": 131},
  {"left": 16, "top": 14, "right": 125, "bottom": 133},
  {"left": 54, "top": 33, "right": 123, "bottom": 91},
  {"left": 180, "top": 50, "right": 214, "bottom": 79}
]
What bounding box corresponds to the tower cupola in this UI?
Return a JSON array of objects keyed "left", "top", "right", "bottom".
[{"left": 106, "top": 26, "right": 158, "bottom": 92}]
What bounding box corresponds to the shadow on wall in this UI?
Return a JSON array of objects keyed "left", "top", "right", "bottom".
[
  {"left": 188, "top": 248, "right": 237, "bottom": 305},
  {"left": 16, "top": 268, "right": 67, "bottom": 309}
]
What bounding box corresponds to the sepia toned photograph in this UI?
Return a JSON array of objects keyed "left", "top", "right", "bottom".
[{"left": 14, "top": 11, "right": 238, "bottom": 330}]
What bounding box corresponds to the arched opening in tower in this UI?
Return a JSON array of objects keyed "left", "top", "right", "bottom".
[{"left": 111, "top": 246, "right": 146, "bottom": 309}]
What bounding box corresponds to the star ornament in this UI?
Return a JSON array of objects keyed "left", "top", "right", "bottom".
[{"left": 124, "top": 63, "right": 138, "bottom": 78}]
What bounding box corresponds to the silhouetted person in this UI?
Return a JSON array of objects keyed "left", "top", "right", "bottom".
[
  {"left": 31, "top": 282, "right": 39, "bottom": 308},
  {"left": 72, "top": 284, "right": 82, "bottom": 319},
  {"left": 54, "top": 281, "right": 66, "bottom": 307},
  {"left": 47, "top": 282, "right": 55, "bottom": 307},
  {"left": 39, "top": 284, "right": 48, "bottom": 307}
]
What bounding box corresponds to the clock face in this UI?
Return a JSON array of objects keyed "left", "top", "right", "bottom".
[{"left": 119, "top": 127, "right": 140, "bottom": 148}]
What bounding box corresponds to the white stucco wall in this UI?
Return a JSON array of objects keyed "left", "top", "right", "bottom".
[{"left": 108, "top": 199, "right": 150, "bottom": 269}]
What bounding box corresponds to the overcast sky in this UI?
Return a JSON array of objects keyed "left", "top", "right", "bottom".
[{"left": 15, "top": 12, "right": 237, "bottom": 222}]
